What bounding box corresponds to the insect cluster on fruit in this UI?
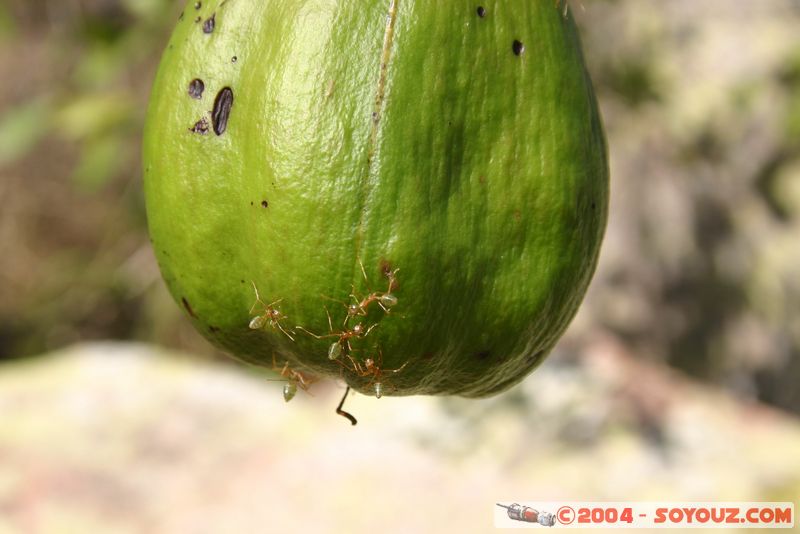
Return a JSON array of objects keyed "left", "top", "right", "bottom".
[{"left": 144, "top": 0, "right": 609, "bottom": 423}]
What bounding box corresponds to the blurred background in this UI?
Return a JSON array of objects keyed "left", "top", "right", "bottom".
[{"left": 0, "top": 0, "right": 798, "bottom": 532}]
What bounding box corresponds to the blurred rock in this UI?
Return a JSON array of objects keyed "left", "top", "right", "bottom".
[
  {"left": 0, "top": 342, "right": 798, "bottom": 533},
  {"left": 572, "top": 0, "right": 800, "bottom": 412}
]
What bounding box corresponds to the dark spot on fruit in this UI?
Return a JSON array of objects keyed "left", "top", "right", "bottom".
[
  {"left": 250, "top": 201, "right": 254, "bottom": 206},
  {"left": 422, "top": 352, "right": 435, "bottom": 361},
  {"left": 182, "top": 297, "right": 198, "bottom": 318},
  {"left": 188, "top": 78, "right": 205, "bottom": 99},
  {"left": 179, "top": 11, "right": 184, "bottom": 21},
  {"left": 203, "top": 14, "right": 215, "bottom": 34},
  {"left": 194, "top": 1, "right": 202, "bottom": 9},
  {"left": 512, "top": 40, "right": 525, "bottom": 56},
  {"left": 231, "top": 56, "right": 238, "bottom": 63},
  {"left": 474, "top": 350, "right": 492, "bottom": 361},
  {"left": 591, "top": 202, "right": 597, "bottom": 210},
  {"left": 195, "top": 16, "right": 201, "bottom": 23},
  {"left": 261, "top": 200, "right": 269, "bottom": 208},
  {"left": 477, "top": 6, "right": 486, "bottom": 17},
  {"left": 211, "top": 87, "right": 234, "bottom": 135},
  {"left": 479, "top": 175, "right": 486, "bottom": 184},
  {"left": 209, "top": 325, "right": 220, "bottom": 333},
  {"left": 189, "top": 117, "right": 209, "bottom": 134}
]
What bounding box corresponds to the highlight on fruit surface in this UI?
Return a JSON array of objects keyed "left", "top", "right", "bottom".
[{"left": 143, "top": 0, "right": 609, "bottom": 400}]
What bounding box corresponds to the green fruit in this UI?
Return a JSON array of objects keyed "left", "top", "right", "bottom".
[{"left": 144, "top": 0, "right": 608, "bottom": 398}]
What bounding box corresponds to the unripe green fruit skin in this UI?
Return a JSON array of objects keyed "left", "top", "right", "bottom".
[{"left": 144, "top": 0, "right": 609, "bottom": 397}]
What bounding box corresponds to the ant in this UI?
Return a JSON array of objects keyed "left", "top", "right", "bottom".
[
  {"left": 248, "top": 282, "right": 295, "bottom": 341},
  {"left": 349, "top": 262, "right": 400, "bottom": 318},
  {"left": 325, "top": 261, "right": 400, "bottom": 326},
  {"left": 342, "top": 349, "right": 408, "bottom": 399},
  {"left": 269, "top": 354, "right": 317, "bottom": 402},
  {"left": 297, "top": 307, "right": 378, "bottom": 360}
]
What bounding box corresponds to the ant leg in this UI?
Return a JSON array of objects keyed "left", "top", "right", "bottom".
[
  {"left": 280, "top": 361, "right": 290, "bottom": 379},
  {"left": 249, "top": 281, "right": 266, "bottom": 314},
  {"left": 363, "top": 323, "right": 379, "bottom": 337},
  {"left": 295, "top": 326, "right": 337, "bottom": 340},
  {"left": 275, "top": 321, "right": 296, "bottom": 342},
  {"left": 345, "top": 354, "right": 366, "bottom": 376},
  {"left": 358, "top": 259, "right": 369, "bottom": 286},
  {"left": 336, "top": 387, "right": 357, "bottom": 425},
  {"left": 385, "top": 361, "right": 409, "bottom": 375}
]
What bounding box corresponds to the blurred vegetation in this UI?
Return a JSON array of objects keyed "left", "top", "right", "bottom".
[
  {"left": 0, "top": 0, "right": 799, "bottom": 415},
  {"left": 0, "top": 0, "right": 218, "bottom": 360}
]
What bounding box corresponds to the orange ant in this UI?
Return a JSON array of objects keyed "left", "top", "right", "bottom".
[
  {"left": 270, "top": 354, "right": 317, "bottom": 402},
  {"left": 297, "top": 307, "right": 379, "bottom": 360},
  {"left": 342, "top": 350, "right": 408, "bottom": 399},
  {"left": 350, "top": 261, "right": 399, "bottom": 315},
  {"left": 248, "top": 282, "right": 295, "bottom": 341},
  {"left": 324, "top": 262, "right": 400, "bottom": 325}
]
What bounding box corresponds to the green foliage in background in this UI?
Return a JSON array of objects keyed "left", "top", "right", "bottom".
[{"left": 0, "top": 0, "right": 799, "bottom": 415}]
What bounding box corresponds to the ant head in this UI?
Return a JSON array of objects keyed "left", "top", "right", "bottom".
[
  {"left": 364, "top": 358, "right": 375, "bottom": 369},
  {"left": 352, "top": 323, "right": 364, "bottom": 335}
]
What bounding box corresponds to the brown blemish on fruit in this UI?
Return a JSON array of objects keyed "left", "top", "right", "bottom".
[
  {"left": 479, "top": 175, "right": 487, "bottom": 185},
  {"left": 476, "top": 6, "right": 486, "bottom": 17},
  {"left": 209, "top": 326, "right": 220, "bottom": 333},
  {"left": 182, "top": 297, "right": 198, "bottom": 318},
  {"left": 188, "top": 78, "right": 205, "bottom": 99},
  {"left": 261, "top": 200, "right": 269, "bottom": 208},
  {"left": 211, "top": 87, "right": 234, "bottom": 135},
  {"left": 512, "top": 40, "right": 525, "bottom": 56},
  {"left": 189, "top": 117, "right": 210, "bottom": 134},
  {"left": 194, "top": 1, "right": 202, "bottom": 9},
  {"left": 354, "top": 1, "right": 399, "bottom": 260},
  {"left": 231, "top": 56, "right": 238, "bottom": 63},
  {"left": 195, "top": 16, "right": 201, "bottom": 23},
  {"left": 422, "top": 352, "right": 435, "bottom": 361},
  {"left": 474, "top": 350, "right": 492, "bottom": 361},
  {"left": 202, "top": 14, "right": 215, "bottom": 34},
  {"left": 513, "top": 210, "right": 522, "bottom": 221}
]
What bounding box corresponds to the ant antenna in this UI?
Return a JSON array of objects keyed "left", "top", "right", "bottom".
[{"left": 336, "top": 386, "right": 357, "bottom": 426}]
